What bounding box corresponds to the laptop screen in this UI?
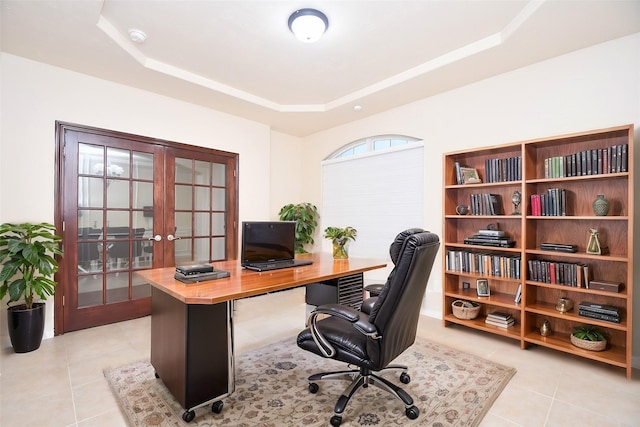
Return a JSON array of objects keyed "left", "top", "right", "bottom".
[{"left": 241, "top": 221, "right": 296, "bottom": 265}]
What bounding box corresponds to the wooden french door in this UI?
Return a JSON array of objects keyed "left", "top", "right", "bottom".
[{"left": 55, "top": 122, "right": 238, "bottom": 333}]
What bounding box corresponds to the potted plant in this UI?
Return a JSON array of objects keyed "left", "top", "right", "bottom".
[
  {"left": 324, "top": 226, "right": 357, "bottom": 259},
  {"left": 279, "top": 202, "right": 319, "bottom": 254},
  {"left": 0, "top": 222, "right": 62, "bottom": 353},
  {"left": 571, "top": 324, "right": 607, "bottom": 351}
]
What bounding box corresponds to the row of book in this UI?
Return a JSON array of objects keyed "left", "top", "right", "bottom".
[
  {"left": 578, "top": 301, "right": 621, "bottom": 324},
  {"left": 543, "top": 143, "right": 628, "bottom": 179},
  {"left": 468, "top": 193, "right": 503, "bottom": 215},
  {"left": 446, "top": 249, "right": 521, "bottom": 279},
  {"left": 485, "top": 311, "right": 515, "bottom": 328},
  {"left": 484, "top": 156, "right": 522, "bottom": 183},
  {"left": 530, "top": 188, "right": 566, "bottom": 216},
  {"left": 527, "top": 259, "right": 590, "bottom": 288}
]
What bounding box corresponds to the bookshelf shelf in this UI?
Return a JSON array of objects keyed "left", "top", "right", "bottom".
[{"left": 443, "top": 124, "right": 634, "bottom": 378}]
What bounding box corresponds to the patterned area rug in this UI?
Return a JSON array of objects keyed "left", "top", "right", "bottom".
[{"left": 104, "top": 337, "right": 515, "bottom": 426}]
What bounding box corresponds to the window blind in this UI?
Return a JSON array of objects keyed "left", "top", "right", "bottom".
[{"left": 321, "top": 143, "right": 424, "bottom": 278}]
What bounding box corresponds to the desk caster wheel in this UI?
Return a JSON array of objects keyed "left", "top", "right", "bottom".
[
  {"left": 330, "top": 415, "right": 342, "bottom": 426},
  {"left": 406, "top": 405, "right": 419, "bottom": 420},
  {"left": 182, "top": 410, "right": 195, "bottom": 423},
  {"left": 400, "top": 372, "right": 410, "bottom": 384},
  {"left": 212, "top": 400, "right": 224, "bottom": 414}
]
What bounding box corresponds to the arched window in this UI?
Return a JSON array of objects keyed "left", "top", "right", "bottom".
[
  {"left": 328, "top": 135, "right": 421, "bottom": 159},
  {"left": 322, "top": 135, "right": 424, "bottom": 281}
]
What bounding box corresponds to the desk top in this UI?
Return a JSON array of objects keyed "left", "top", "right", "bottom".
[{"left": 136, "top": 253, "right": 387, "bottom": 305}]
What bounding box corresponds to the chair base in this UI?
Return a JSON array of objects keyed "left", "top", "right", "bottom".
[{"left": 307, "top": 364, "right": 420, "bottom": 425}]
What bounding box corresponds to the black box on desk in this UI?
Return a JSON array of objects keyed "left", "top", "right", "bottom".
[{"left": 589, "top": 280, "right": 622, "bottom": 293}]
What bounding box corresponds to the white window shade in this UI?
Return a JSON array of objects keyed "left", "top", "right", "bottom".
[{"left": 321, "top": 143, "right": 424, "bottom": 279}]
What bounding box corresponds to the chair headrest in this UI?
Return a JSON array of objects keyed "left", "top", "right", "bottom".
[{"left": 389, "top": 228, "right": 426, "bottom": 264}]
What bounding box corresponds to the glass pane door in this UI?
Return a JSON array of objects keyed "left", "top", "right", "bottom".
[{"left": 173, "top": 157, "right": 228, "bottom": 264}]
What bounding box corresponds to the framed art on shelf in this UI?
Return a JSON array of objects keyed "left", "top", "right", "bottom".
[
  {"left": 460, "top": 167, "right": 482, "bottom": 184},
  {"left": 476, "top": 279, "right": 490, "bottom": 297}
]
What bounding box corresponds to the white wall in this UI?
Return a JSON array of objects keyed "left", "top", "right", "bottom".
[
  {"left": 0, "top": 53, "right": 273, "bottom": 339},
  {"left": 285, "top": 33, "right": 640, "bottom": 357}
]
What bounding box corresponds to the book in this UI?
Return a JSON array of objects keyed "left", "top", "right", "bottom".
[
  {"left": 485, "top": 318, "right": 515, "bottom": 328},
  {"left": 514, "top": 283, "right": 522, "bottom": 303},
  {"left": 487, "top": 311, "right": 513, "bottom": 321}
]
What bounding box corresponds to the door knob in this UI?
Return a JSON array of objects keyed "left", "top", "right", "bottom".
[
  {"left": 167, "top": 234, "right": 181, "bottom": 241},
  {"left": 148, "top": 235, "right": 162, "bottom": 241}
]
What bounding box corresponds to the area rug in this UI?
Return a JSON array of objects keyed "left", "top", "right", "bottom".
[{"left": 104, "top": 336, "right": 515, "bottom": 426}]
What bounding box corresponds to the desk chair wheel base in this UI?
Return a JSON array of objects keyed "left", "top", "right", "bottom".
[
  {"left": 330, "top": 415, "right": 342, "bottom": 426},
  {"left": 182, "top": 410, "right": 195, "bottom": 423},
  {"left": 211, "top": 400, "right": 224, "bottom": 414}
]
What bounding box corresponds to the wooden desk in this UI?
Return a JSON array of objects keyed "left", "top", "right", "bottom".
[{"left": 135, "top": 253, "right": 386, "bottom": 420}]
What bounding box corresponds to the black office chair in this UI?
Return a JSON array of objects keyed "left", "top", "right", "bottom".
[{"left": 297, "top": 229, "right": 440, "bottom": 426}]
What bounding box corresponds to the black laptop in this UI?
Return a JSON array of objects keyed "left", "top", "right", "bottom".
[{"left": 241, "top": 221, "right": 313, "bottom": 271}]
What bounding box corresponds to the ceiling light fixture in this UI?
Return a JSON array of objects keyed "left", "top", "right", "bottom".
[
  {"left": 128, "top": 28, "right": 147, "bottom": 43},
  {"left": 288, "top": 9, "right": 328, "bottom": 43}
]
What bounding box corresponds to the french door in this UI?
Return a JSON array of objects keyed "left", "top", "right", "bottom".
[{"left": 55, "top": 122, "right": 238, "bottom": 333}]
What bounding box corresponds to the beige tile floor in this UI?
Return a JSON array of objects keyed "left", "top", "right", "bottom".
[{"left": 1, "top": 287, "right": 638, "bottom": 426}]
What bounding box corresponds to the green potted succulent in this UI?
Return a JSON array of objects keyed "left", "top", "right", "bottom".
[
  {"left": 324, "top": 226, "right": 357, "bottom": 259},
  {"left": 571, "top": 324, "right": 607, "bottom": 351},
  {"left": 0, "top": 222, "right": 62, "bottom": 353},
  {"left": 279, "top": 202, "right": 319, "bottom": 254}
]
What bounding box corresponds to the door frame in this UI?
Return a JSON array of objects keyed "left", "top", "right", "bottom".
[{"left": 54, "top": 121, "right": 239, "bottom": 335}]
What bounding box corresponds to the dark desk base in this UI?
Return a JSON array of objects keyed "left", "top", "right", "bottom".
[{"left": 150, "top": 287, "right": 234, "bottom": 411}]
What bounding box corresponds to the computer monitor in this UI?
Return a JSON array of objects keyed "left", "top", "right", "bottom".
[{"left": 241, "top": 221, "right": 297, "bottom": 265}]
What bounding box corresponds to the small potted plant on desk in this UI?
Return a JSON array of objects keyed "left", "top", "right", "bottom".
[
  {"left": 0, "top": 222, "right": 62, "bottom": 353},
  {"left": 324, "top": 226, "right": 357, "bottom": 259}
]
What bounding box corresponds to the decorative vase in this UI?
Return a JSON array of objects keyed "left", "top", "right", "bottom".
[
  {"left": 540, "top": 320, "right": 551, "bottom": 337},
  {"left": 332, "top": 241, "right": 349, "bottom": 259},
  {"left": 592, "top": 194, "right": 610, "bottom": 216}
]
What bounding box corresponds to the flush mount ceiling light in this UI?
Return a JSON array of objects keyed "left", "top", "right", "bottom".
[
  {"left": 288, "top": 8, "right": 328, "bottom": 43},
  {"left": 128, "top": 28, "right": 147, "bottom": 43}
]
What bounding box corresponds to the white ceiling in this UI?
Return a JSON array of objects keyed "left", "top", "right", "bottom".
[{"left": 2, "top": 0, "right": 639, "bottom": 136}]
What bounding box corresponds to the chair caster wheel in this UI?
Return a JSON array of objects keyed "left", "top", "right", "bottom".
[
  {"left": 400, "top": 372, "right": 411, "bottom": 384},
  {"left": 212, "top": 400, "right": 224, "bottom": 413},
  {"left": 406, "top": 405, "right": 419, "bottom": 419},
  {"left": 182, "top": 410, "right": 196, "bottom": 423},
  {"left": 330, "top": 415, "right": 342, "bottom": 426},
  {"left": 154, "top": 371, "right": 160, "bottom": 379},
  {"left": 308, "top": 382, "right": 319, "bottom": 393}
]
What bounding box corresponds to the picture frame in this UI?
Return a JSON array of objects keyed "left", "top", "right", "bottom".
[
  {"left": 460, "top": 167, "right": 481, "bottom": 184},
  {"left": 476, "top": 279, "right": 490, "bottom": 297}
]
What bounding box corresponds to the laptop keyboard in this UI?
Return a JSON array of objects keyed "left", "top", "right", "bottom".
[{"left": 244, "top": 259, "right": 313, "bottom": 272}]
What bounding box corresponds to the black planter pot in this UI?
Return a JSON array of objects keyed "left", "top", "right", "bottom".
[{"left": 7, "top": 302, "right": 46, "bottom": 353}]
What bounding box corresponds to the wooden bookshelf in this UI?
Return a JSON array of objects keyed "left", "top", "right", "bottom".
[{"left": 443, "top": 124, "right": 634, "bottom": 378}]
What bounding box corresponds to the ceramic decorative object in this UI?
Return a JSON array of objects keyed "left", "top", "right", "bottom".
[
  {"left": 539, "top": 320, "right": 551, "bottom": 336},
  {"left": 592, "top": 194, "right": 610, "bottom": 216},
  {"left": 456, "top": 205, "right": 469, "bottom": 215},
  {"left": 555, "top": 297, "right": 573, "bottom": 313},
  {"left": 511, "top": 190, "right": 522, "bottom": 215},
  {"left": 586, "top": 228, "right": 602, "bottom": 255}
]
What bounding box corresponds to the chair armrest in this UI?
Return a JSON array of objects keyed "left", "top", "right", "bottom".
[
  {"left": 364, "top": 283, "right": 384, "bottom": 297},
  {"left": 308, "top": 303, "right": 380, "bottom": 358}
]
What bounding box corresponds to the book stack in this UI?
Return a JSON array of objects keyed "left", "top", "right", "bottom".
[
  {"left": 578, "top": 302, "right": 621, "bottom": 324},
  {"left": 464, "top": 229, "right": 515, "bottom": 248},
  {"left": 485, "top": 311, "right": 515, "bottom": 328},
  {"left": 540, "top": 243, "right": 578, "bottom": 253}
]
